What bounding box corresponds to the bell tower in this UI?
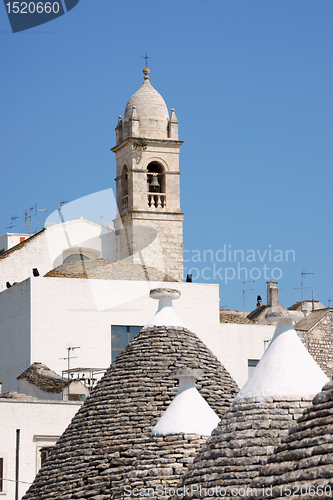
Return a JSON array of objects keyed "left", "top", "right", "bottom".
[{"left": 112, "top": 67, "right": 184, "bottom": 281}]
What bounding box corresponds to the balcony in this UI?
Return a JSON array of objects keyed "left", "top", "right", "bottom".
[{"left": 147, "top": 193, "right": 166, "bottom": 209}]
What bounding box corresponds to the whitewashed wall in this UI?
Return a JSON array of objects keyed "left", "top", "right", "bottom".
[
  {"left": 0, "top": 276, "right": 275, "bottom": 392},
  {"left": 0, "top": 399, "right": 80, "bottom": 500},
  {"left": 0, "top": 219, "right": 114, "bottom": 293},
  {"left": 0, "top": 281, "right": 31, "bottom": 393}
]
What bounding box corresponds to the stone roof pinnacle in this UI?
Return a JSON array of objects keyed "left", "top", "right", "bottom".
[
  {"left": 152, "top": 369, "right": 221, "bottom": 436},
  {"left": 144, "top": 288, "right": 186, "bottom": 328},
  {"left": 143, "top": 67, "right": 150, "bottom": 80}
]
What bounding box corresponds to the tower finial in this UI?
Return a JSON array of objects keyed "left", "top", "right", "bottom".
[{"left": 143, "top": 67, "right": 150, "bottom": 80}]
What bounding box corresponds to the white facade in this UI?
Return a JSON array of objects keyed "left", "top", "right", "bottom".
[
  {"left": 0, "top": 218, "right": 115, "bottom": 293},
  {"left": 0, "top": 399, "right": 80, "bottom": 499},
  {"left": 0, "top": 234, "right": 30, "bottom": 255},
  {"left": 0, "top": 276, "right": 274, "bottom": 392}
]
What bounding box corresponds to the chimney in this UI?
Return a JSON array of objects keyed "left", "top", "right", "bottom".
[
  {"left": 267, "top": 281, "right": 279, "bottom": 308},
  {"left": 256, "top": 295, "right": 262, "bottom": 308}
]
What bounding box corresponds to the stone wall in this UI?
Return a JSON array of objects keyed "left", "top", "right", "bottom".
[{"left": 296, "top": 312, "right": 333, "bottom": 378}]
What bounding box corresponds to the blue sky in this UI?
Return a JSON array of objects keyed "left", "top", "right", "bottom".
[{"left": 1, "top": 0, "right": 332, "bottom": 311}]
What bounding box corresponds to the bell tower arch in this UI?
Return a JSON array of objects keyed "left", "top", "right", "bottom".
[{"left": 112, "top": 68, "right": 184, "bottom": 281}]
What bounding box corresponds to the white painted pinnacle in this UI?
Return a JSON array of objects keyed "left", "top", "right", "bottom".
[
  {"left": 235, "top": 310, "right": 329, "bottom": 400},
  {"left": 152, "top": 370, "right": 220, "bottom": 436},
  {"left": 144, "top": 288, "right": 186, "bottom": 328}
]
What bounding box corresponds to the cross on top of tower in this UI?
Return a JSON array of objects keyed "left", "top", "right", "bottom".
[{"left": 141, "top": 52, "right": 151, "bottom": 68}]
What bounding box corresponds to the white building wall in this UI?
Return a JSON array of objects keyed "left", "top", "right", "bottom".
[
  {"left": 0, "top": 281, "right": 31, "bottom": 393},
  {"left": 0, "top": 399, "right": 80, "bottom": 500},
  {"left": 216, "top": 323, "right": 275, "bottom": 389},
  {"left": 0, "top": 276, "right": 275, "bottom": 391},
  {"left": 0, "top": 234, "right": 30, "bottom": 254},
  {"left": 29, "top": 278, "right": 221, "bottom": 381},
  {"left": 17, "top": 380, "right": 61, "bottom": 401},
  {"left": 0, "top": 219, "right": 115, "bottom": 293}
]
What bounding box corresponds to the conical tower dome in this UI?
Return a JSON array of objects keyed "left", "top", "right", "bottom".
[
  {"left": 123, "top": 67, "right": 170, "bottom": 140},
  {"left": 178, "top": 311, "right": 329, "bottom": 499},
  {"left": 23, "top": 289, "right": 238, "bottom": 500},
  {"left": 252, "top": 376, "right": 333, "bottom": 498}
]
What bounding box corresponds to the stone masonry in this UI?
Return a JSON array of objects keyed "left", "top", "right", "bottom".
[
  {"left": 177, "top": 396, "right": 313, "bottom": 500},
  {"left": 295, "top": 309, "right": 333, "bottom": 379},
  {"left": 252, "top": 377, "right": 333, "bottom": 499}
]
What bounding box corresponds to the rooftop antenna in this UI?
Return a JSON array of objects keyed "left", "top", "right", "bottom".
[
  {"left": 243, "top": 280, "right": 255, "bottom": 316},
  {"left": 301, "top": 272, "right": 314, "bottom": 311},
  {"left": 59, "top": 200, "right": 68, "bottom": 224},
  {"left": 24, "top": 210, "right": 28, "bottom": 233},
  {"left": 60, "top": 346, "right": 80, "bottom": 399},
  {"left": 141, "top": 52, "right": 151, "bottom": 67},
  {"left": 28, "top": 205, "right": 36, "bottom": 235},
  {"left": 6, "top": 216, "right": 19, "bottom": 233},
  {"left": 328, "top": 299, "right": 332, "bottom": 308},
  {"left": 37, "top": 206, "right": 47, "bottom": 228}
]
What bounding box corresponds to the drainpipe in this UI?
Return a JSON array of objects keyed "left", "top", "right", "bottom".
[{"left": 15, "top": 429, "right": 20, "bottom": 500}]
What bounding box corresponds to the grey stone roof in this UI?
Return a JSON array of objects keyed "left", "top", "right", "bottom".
[
  {"left": 247, "top": 304, "right": 269, "bottom": 321},
  {"left": 23, "top": 326, "right": 239, "bottom": 500},
  {"left": 0, "top": 391, "right": 39, "bottom": 401},
  {"left": 220, "top": 309, "right": 254, "bottom": 324},
  {"left": 45, "top": 258, "right": 178, "bottom": 282},
  {"left": 17, "top": 362, "right": 67, "bottom": 393},
  {"left": 253, "top": 378, "right": 333, "bottom": 498},
  {"left": 288, "top": 300, "right": 323, "bottom": 311},
  {"left": 294, "top": 309, "right": 330, "bottom": 332},
  {"left": 178, "top": 396, "right": 313, "bottom": 499}
]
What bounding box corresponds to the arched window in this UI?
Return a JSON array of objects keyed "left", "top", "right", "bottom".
[
  {"left": 147, "top": 162, "right": 166, "bottom": 208},
  {"left": 63, "top": 254, "right": 90, "bottom": 264},
  {"left": 121, "top": 165, "right": 129, "bottom": 211},
  {"left": 147, "top": 162, "right": 164, "bottom": 193}
]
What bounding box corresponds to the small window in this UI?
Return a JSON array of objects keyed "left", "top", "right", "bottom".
[
  {"left": 40, "top": 447, "right": 53, "bottom": 466},
  {"left": 248, "top": 359, "right": 259, "bottom": 377},
  {"left": 35, "top": 437, "right": 60, "bottom": 473},
  {"left": 111, "top": 325, "right": 142, "bottom": 362},
  {"left": 63, "top": 254, "right": 90, "bottom": 264},
  {"left": 0, "top": 457, "right": 3, "bottom": 492}
]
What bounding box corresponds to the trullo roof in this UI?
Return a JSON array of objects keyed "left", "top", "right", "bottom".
[
  {"left": 177, "top": 311, "right": 328, "bottom": 499},
  {"left": 252, "top": 376, "right": 333, "bottom": 498},
  {"left": 23, "top": 290, "right": 238, "bottom": 500}
]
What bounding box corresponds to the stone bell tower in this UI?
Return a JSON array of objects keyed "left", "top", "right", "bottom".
[{"left": 111, "top": 67, "right": 184, "bottom": 281}]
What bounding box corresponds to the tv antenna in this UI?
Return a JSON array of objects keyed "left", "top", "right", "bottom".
[
  {"left": 60, "top": 346, "right": 80, "bottom": 398},
  {"left": 301, "top": 272, "right": 314, "bottom": 309},
  {"left": 243, "top": 280, "right": 255, "bottom": 316},
  {"left": 37, "top": 206, "right": 47, "bottom": 228},
  {"left": 6, "top": 216, "right": 19, "bottom": 233},
  {"left": 59, "top": 200, "right": 68, "bottom": 223},
  {"left": 29, "top": 204, "right": 37, "bottom": 234}
]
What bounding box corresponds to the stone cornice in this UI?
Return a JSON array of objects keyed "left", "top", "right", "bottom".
[{"left": 111, "top": 137, "right": 184, "bottom": 153}]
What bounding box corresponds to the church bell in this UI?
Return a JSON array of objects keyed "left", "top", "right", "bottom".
[{"left": 150, "top": 175, "right": 160, "bottom": 189}]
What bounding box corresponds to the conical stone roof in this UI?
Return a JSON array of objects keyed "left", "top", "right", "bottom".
[
  {"left": 23, "top": 322, "right": 238, "bottom": 499},
  {"left": 252, "top": 377, "right": 333, "bottom": 499},
  {"left": 177, "top": 312, "right": 328, "bottom": 499}
]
